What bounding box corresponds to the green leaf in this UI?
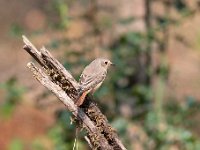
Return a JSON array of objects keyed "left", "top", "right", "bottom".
[{"left": 9, "top": 139, "right": 24, "bottom": 150}]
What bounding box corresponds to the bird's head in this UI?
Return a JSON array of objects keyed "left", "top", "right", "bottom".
[{"left": 99, "top": 58, "right": 114, "bottom": 69}]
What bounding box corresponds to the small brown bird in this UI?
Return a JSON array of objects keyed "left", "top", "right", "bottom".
[{"left": 75, "top": 58, "right": 114, "bottom": 106}]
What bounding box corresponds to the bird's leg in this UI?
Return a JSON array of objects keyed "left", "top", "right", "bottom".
[{"left": 75, "top": 90, "right": 90, "bottom": 106}]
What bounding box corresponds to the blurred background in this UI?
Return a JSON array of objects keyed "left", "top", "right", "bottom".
[{"left": 1, "top": 0, "right": 200, "bottom": 149}]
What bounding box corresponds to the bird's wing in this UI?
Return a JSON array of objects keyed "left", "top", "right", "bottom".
[{"left": 79, "top": 71, "right": 106, "bottom": 91}]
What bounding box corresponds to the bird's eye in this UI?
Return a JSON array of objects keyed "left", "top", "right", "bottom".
[{"left": 105, "top": 61, "right": 108, "bottom": 65}]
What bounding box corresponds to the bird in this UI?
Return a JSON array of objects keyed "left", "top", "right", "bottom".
[{"left": 75, "top": 58, "right": 114, "bottom": 106}]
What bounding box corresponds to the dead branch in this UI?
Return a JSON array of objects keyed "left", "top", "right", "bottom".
[{"left": 22, "top": 35, "right": 127, "bottom": 150}]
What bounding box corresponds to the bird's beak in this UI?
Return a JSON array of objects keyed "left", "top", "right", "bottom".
[{"left": 110, "top": 62, "right": 115, "bottom": 66}]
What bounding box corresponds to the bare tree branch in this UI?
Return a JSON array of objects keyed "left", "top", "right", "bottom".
[
  {"left": 22, "top": 35, "right": 127, "bottom": 150},
  {"left": 27, "top": 62, "right": 112, "bottom": 149}
]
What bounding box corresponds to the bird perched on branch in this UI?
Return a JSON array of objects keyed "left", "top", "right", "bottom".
[{"left": 75, "top": 58, "right": 114, "bottom": 106}]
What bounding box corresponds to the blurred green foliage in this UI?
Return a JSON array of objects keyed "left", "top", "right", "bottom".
[
  {"left": 0, "top": 77, "right": 25, "bottom": 118},
  {"left": 31, "top": 139, "right": 45, "bottom": 150},
  {"left": 42, "top": 0, "right": 200, "bottom": 148},
  {"left": 9, "top": 23, "right": 24, "bottom": 37},
  {"left": 48, "top": 110, "right": 87, "bottom": 149},
  {"left": 47, "top": 0, "right": 70, "bottom": 29},
  {"left": 9, "top": 139, "right": 24, "bottom": 150},
  {"left": 4, "top": 0, "right": 200, "bottom": 149},
  {"left": 45, "top": 0, "right": 200, "bottom": 149}
]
